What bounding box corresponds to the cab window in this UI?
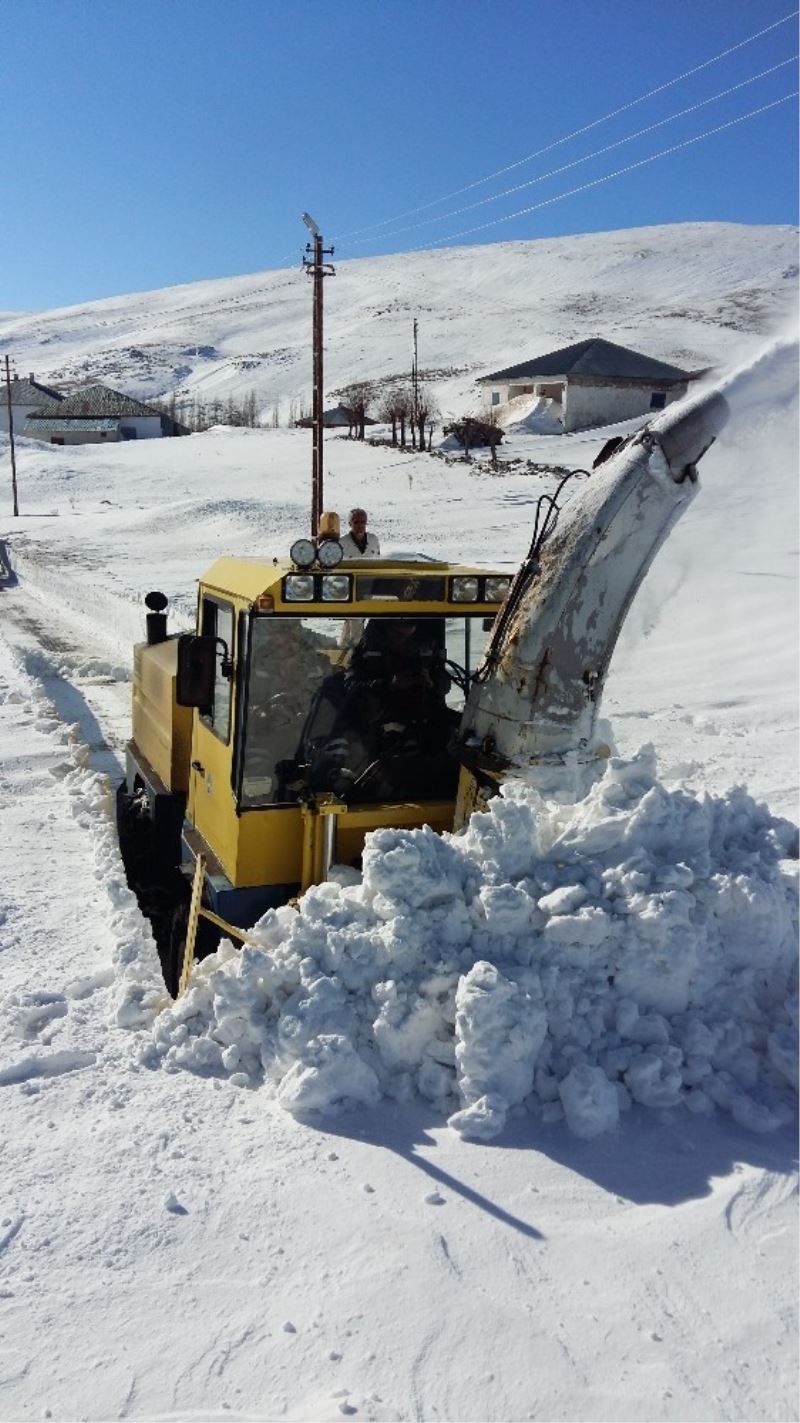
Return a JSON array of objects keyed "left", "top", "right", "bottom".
[
  {"left": 240, "top": 614, "right": 493, "bottom": 808},
  {"left": 200, "top": 596, "right": 234, "bottom": 743}
]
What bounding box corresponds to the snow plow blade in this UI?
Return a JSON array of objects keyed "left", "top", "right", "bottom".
[{"left": 460, "top": 389, "right": 730, "bottom": 774}]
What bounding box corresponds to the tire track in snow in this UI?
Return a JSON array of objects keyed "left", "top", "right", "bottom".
[
  {"left": 409, "top": 1320, "right": 445, "bottom": 1423},
  {"left": 0, "top": 590, "right": 128, "bottom": 781},
  {"left": 0, "top": 1214, "right": 24, "bottom": 1257},
  {"left": 0, "top": 1050, "right": 97, "bottom": 1087},
  {"left": 723, "top": 1168, "right": 798, "bottom": 1244}
]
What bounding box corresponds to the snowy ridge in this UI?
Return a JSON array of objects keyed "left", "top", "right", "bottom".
[
  {"left": 146, "top": 747, "right": 798, "bottom": 1140},
  {"left": 0, "top": 222, "right": 796, "bottom": 416}
]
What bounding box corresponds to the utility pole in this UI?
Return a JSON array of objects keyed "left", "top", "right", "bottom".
[
  {"left": 301, "top": 213, "right": 335, "bottom": 535},
  {"left": 411, "top": 318, "right": 419, "bottom": 449},
  {"left": 3, "top": 355, "right": 19, "bottom": 517}
]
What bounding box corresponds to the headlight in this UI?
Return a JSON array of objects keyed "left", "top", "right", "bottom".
[
  {"left": 290, "top": 538, "right": 316, "bottom": 569},
  {"left": 284, "top": 575, "right": 315, "bottom": 601},
  {"left": 451, "top": 576, "right": 480, "bottom": 602},
  {"left": 321, "top": 574, "right": 351, "bottom": 601},
  {"left": 318, "top": 538, "right": 343, "bottom": 569},
  {"left": 484, "top": 576, "right": 511, "bottom": 602}
]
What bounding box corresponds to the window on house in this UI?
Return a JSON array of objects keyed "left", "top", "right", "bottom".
[
  {"left": 649, "top": 391, "right": 667, "bottom": 410},
  {"left": 491, "top": 392, "right": 500, "bottom": 406}
]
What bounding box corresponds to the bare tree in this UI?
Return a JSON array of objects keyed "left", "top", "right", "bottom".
[
  {"left": 414, "top": 383, "right": 437, "bottom": 452},
  {"left": 379, "top": 390, "right": 399, "bottom": 445},
  {"left": 335, "top": 381, "right": 374, "bottom": 440},
  {"left": 376, "top": 384, "right": 414, "bottom": 446},
  {"left": 443, "top": 414, "right": 503, "bottom": 463},
  {"left": 393, "top": 385, "right": 414, "bottom": 448}
]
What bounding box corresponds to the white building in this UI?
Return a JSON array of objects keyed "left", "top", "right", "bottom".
[
  {"left": 477, "top": 338, "right": 695, "bottom": 433},
  {"left": 25, "top": 382, "right": 166, "bottom": 444},
  {"left": 0, "top": 373, "right": 64, "bottom": 433}
]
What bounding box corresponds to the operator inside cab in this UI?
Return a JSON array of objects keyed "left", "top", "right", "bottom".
[{"left": 295, "top": 617, "right": 459, "bottom": 803}]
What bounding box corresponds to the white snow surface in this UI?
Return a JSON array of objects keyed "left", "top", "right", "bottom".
[{"left": 0, "top": 225, "right": 798, "bottom": 1422}]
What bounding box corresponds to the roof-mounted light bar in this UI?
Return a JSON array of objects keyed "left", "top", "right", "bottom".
[
  {"left": 450, "top": 575, "right": 511, "bottom": 604},
  {"left": 283, "top": 572, "right": 352, "bottom": 603},
  {"left": 289, "top": 536, "right": 343, "bottom": 571}
]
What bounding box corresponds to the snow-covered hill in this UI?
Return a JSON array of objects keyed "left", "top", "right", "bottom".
[{"left": 0, "top": 223, "right": 796, "bottom": 417}]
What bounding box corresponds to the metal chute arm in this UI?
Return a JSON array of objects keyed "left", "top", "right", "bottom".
[{"left": 462, "top": 390, "right": 729, "bottom": 768}]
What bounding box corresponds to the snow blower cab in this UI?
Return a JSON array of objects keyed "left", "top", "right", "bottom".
[{"left": 120, "top": 532, "right": 512, "bottom": 993}]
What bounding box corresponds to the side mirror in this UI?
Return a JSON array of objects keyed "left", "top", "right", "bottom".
[{"left": 176, "top": 634, "right": 217, "bottom": 708}]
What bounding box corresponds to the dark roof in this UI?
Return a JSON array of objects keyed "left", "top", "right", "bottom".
[
  {"left": 35, "top": 382, "right": 162, "bottom": 418},
  {"left": 478, "top": 338, "right": 690, "bottom": 384},
  {"left": 296, "top": 404, "right": 378, "bottom": 428},
  {"left": 8, "top": 376, "right": 64, "bottom": 407}
]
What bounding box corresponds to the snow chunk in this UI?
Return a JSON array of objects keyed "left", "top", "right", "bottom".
[
  {"left": 449, "top": 962, "right": 546, "bottom": 1140},
  {"left": 275, "top": 1034, "right": 380, "bottom": 1116},
  {"left": 559, "top": 1065, "right": 620, "bottom": 1138}
]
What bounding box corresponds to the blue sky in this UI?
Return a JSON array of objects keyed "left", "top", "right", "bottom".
[{"left": 1, "top": 0, "right": 797, "bottom": 310}]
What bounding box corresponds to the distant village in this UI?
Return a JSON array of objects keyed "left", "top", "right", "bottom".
[{"left": 1, "top": 338, "right": 698, "bottom": 451}]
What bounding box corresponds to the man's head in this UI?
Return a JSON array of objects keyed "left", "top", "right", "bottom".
[{"left": 349, "top": 507, "right": 368, "bottom": 534}]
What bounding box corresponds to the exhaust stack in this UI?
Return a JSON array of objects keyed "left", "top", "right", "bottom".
[{"left": 145, "top": 590, "right": 169, "bottom": 646}]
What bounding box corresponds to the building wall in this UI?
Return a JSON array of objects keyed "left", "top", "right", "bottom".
[
  {"left": 486, "top": 381, "right": 538, "bottom": 404},
  {"left": 563, "top": 379, "right": 688, "bottom": 432},
  {"left": 43, "top": 430, "right": 122, "bottom": 446},
  {"left": 118, "top": 415, "right": 163, "bottom": 439},
  {"left": 0, "top": 401, "right": 56, "bottom": 434},
  {"left": 31, "top": 414, "right": 163, "bottom": 444}
]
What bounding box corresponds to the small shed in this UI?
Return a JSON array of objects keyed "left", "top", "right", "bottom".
[
  {"left": 295, "top": 404, "right": 378, "bottom": 429},
  {"left": 26, "top": 382, "right": 167, "bottom": 443},
  {"left": 0, "top": 373, "right": 64, "bottom": 434},
  {"left": 477, "top": 338, "right": 695, "bottom": 433}
]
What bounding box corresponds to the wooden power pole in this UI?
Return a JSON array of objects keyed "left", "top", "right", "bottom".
[
  {"left": 302, "top": 214, "right": 335, "bottom": 535},
  {"left": 3, "top": 355, "right": 19, "bottom": 517},
  {"left": 412, "top": 318, "right": 420, "bottom": 450}
]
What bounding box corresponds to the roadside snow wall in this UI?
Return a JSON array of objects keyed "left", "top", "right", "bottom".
[{"left": 144, "top": 747, "right": 798, "bottom": 1140}]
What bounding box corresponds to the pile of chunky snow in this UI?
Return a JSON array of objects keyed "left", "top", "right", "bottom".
[{"left": 144, "top": 748, "right": 798, "bottom": 1140}]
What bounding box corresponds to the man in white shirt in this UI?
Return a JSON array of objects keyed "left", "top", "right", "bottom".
[
  {"left": 339, "top": 507, "right": 380, "bottom": 559},
  {"left": 338, "top": 508, "right": 380, "bottom": 650}
]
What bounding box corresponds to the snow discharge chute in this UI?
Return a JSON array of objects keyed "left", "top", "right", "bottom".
[{"left": 457, "top": 387, "right": 730, "bottom": 810}]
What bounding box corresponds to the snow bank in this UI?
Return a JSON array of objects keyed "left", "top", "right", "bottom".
[
  {"left": 507, "top": 395, "right": 564, "bottom": 435},
  {"left": 144, "top": 747, "right": 798, "bottom": 1139}
]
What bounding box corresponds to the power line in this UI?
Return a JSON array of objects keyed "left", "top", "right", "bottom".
[
  {"left": 409, "top": 92, "right": 798, "bottom": 252},
  {"left": 340, "top": 57, "right": 796, "bottom": 251},
  {"left": 333, "top": 9, "right": 798, "bottom": 243}
]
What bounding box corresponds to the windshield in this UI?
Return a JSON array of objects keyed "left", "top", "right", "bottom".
[{"left": 240, "top": 614, "right": 492, "bottom": 807}]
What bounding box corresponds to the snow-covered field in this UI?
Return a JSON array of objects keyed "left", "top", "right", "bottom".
[{"left": 0, "top": 226, "right": 797, "bottom": 1421}]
